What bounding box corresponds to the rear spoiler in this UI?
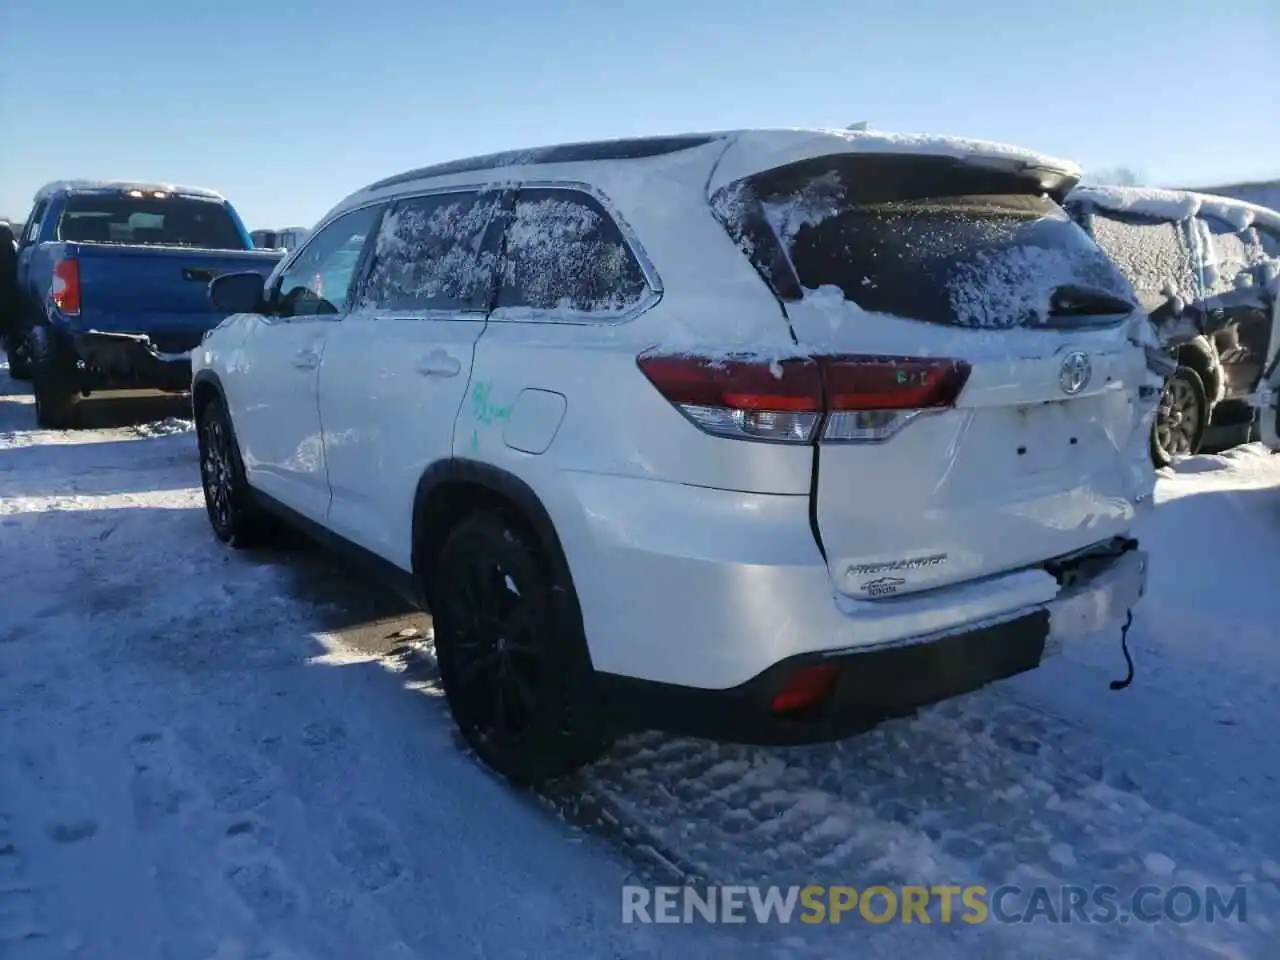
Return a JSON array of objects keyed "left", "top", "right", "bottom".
[{"left": 706, "top": 130, "right": 1082, "bottom": 201}]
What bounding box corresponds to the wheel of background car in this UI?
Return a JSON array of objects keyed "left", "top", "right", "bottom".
[
  {"left": 430, "top": 509, "right": 610, "bottom": 784},
  {"left": 3, "top": 332, "right": 31, "bottom": 380},
  {"left": 196, "top": 396, "right": 273, "bottom": 547},
  {"left": 29, "top": 327, "right": 77, "bottom": 429},
  {"left": 1151, "top": 366, "right": 1208, "bottom": 467}
]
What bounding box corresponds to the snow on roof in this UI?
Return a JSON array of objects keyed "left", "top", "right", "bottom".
[
  {"left": 706, "top": 127, "right": 1080, "bottom": 197},
  {"left": 354, "top": 128, "right": 1079, "bottom": 200},
  {"left": 32, "top": 179, "right": 225, "bottom": 203},
  {"left": 1067, "top": 184, "right": 1280, "bottom": 233}
]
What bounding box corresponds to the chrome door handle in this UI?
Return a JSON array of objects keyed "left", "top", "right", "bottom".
[
  {"left": 417, "top": 350, "right": 461, "bottom": 377},
  {"left": 293, "top": 348, "right": 321, "bottom": 370}
]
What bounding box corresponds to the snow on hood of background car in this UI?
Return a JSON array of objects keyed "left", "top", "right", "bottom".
[{"left": 1068, "top": 184, "right": 1280, "bottom": 234}]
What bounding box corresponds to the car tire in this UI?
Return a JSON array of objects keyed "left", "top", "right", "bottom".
[
  {"left": 431, "top": 509, "right": 611, "bottom": 784},
  {"left": 29, "top": 326, "right": 77, "bottom": 429},
  {"left": 196, "top": 395, "right": 273, "bottom": 547},
  {"left": 1151, "top": 366, "right": 1208, "bottom": 467}
]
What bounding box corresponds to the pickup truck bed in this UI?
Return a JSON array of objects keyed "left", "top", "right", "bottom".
[
  {"left": 57, "top": 242, "right": 285, "bottom": 386},
  {"left": 10, "top": 180, "right": 285, "bottom": 427}
]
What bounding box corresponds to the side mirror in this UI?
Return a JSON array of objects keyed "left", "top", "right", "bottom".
[{"left": 210, "top": 271, "right": 266, "bottom": 314}]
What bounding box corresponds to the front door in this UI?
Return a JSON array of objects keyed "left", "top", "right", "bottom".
[
  {"left": 318, "top": 188, "right": 504, "bottom": 570},
  {"left": 1196, "top": 213, "right": 1274, "bottom": 400},
  {"left": 232, "top": 203, "right": 385, "bottom": 521}
]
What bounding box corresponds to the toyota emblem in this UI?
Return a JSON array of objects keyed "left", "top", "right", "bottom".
[{"left": 1059, "top": 351, "right": 1091, "bottom": 395}]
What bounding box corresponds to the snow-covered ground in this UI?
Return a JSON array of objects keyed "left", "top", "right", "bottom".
[{"left": 1, "top": 363, "right": 1277, "bottom": 959}]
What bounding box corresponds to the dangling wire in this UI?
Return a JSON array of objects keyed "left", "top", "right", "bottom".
[{"left": 1110, "top": 610, "right": 1136, "bottom": 691}]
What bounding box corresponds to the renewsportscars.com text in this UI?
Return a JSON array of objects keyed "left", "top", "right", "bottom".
[{"left": 622, "top": 884, "right": 1248, "bottom": 926}]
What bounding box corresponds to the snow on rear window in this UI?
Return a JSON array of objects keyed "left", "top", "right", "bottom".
[
  {"left": 497, "top": 190, "right": 647, "bottom": 314},
  {"left": 762, "top": 171, "right": 844, "bottom": 244},
  {"left": 760, "top": 183, "right": 1132, "bottom": 328},
  {"left": 361, "top": 192, "right": 498, "bottom": 311},
  {"left": 946, "top": 242, "right": 1127, "bottom": 329}
]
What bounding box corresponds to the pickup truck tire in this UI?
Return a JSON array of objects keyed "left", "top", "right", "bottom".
[
  {"left": 196, "top": 396, "right": 273, "bottom": 548},
  {"left": 29, "top": 327, "right": 78, "bottom": 429}
]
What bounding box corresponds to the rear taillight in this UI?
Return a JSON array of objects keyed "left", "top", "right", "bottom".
[
  {"left": 821, "top": 355, "right": 971, "bottom": 442},
  {"left": 637, "top": 350, "right": 970, "bottom": 444},
  {"left": 633, "top": 352, "right": 823, "bottom": 442},
  {"left": 51, "top": 259, "right": 81, "bottom": 316}
]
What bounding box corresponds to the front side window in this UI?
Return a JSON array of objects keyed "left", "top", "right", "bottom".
[
  {"left": 1089, "top": 211, "right": 1199, "bottom": 305},
  {"left": 357, "top": 190, "right": 500, "bottom": 313},
  {"left": 1199, "top": 215, "right": 1254, "bottom": 296},
  {"left": 56, "top": 195, "right": 246, "bottom": 250},
  {"left": 1257, "top": 225, "right": 1280, "bottom": 261},
  {"left": 1199, "top": 214, "right": 1279, "bottom": 297},
  {"left": 496, "top": 188, "right": 648, "bottom": 314},
  {"left": 276, "top": 204, "right": 384, "bottom": 317},
  {"left": 713, "top": 155, "right": 1136, "bottom": 330}
]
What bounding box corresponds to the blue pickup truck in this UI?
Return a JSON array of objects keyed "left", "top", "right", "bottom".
[{"left": 3, "top": 180, "right": 284, "bottom": 427}]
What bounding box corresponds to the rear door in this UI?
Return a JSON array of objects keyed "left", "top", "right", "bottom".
[
  {"left": 711, "top": 152, "right": 1158, "bottom": 600},
  {"left": 318, "top": 187, "right": 503, "bottom": 570}
]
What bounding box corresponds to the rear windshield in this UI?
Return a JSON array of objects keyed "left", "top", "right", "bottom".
[
  {"left": 57, "top": 195, "right": 246, "bottom": 250},
  {"left": 712, "top": 155, "right": 1137, "bottom": 329}
]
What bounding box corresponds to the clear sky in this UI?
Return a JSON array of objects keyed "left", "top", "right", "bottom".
[{"left": 2, "top": 0, "right": 1277, "bottom": 228}]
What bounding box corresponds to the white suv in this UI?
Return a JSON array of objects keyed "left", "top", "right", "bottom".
[{"left": 194, "top": 128, "right": 1157, "bottom": 782}]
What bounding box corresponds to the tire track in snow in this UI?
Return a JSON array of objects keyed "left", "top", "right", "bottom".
[{"left": 567, "top": 688, "right": 1279, "bottom": 959}]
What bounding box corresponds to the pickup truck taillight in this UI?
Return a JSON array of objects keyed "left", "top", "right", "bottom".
[{"left": 51, "top": 259, "right": 81, "bottom": 316}]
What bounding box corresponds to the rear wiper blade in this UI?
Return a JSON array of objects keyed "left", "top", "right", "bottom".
[{"left": 1049, "top": 285, "right": 1137, "bottom": 317}]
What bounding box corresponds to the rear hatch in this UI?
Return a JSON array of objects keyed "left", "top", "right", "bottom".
[{"left": 710, "top": 148, "right": 1160, "bottom": 600}]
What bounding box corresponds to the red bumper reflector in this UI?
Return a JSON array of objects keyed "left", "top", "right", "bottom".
[{"left": 771, "top": 664, "right": 839, "bottom": 714}]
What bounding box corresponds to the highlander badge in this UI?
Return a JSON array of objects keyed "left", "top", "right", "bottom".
[{"left": 846, "top": 554, "right": 948, "bottom": 578}]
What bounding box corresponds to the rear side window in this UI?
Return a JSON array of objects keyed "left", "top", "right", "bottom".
[
  {"left": 56, "top": 195, "right": 246, "bottom": 250},
  {"left": 22, "top": 201, "right": 47, "bottom": 244},
  {"left": 496, "top": 188, "right": 648, "bottom": 315},
  {"left": 712, "top": 155, "right": 1135, "bottom": 330},
  {"left": 1089, "top": 211, "right": 1199, "bottom": 304},
  {"left": 358, "top": 190, "right": 500, "bottom": 313}
]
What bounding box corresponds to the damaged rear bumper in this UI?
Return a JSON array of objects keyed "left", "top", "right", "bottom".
[
  {"left": 592, "top": 538, "right": 1148, "bottom": 745},
  {"left": 1043, "top": 542, "right": 1147, "bottom": 656}
]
